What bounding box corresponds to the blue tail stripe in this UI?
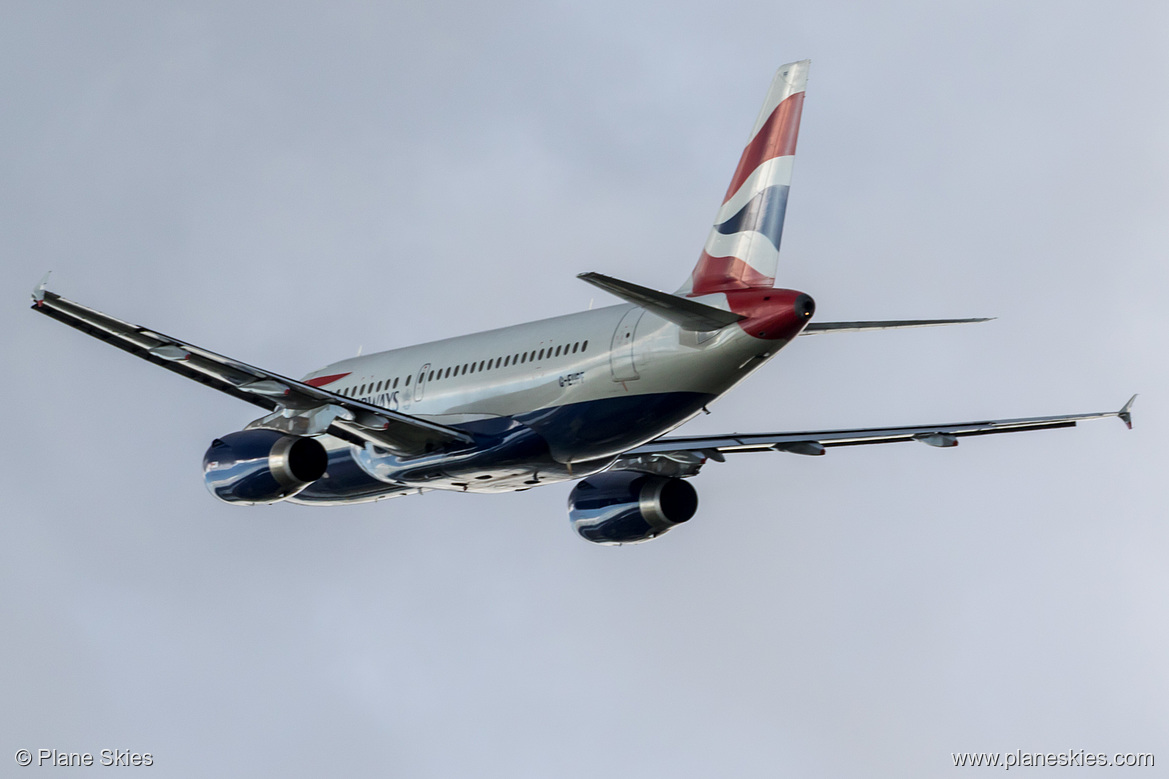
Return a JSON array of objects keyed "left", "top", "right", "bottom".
[{"left": 714, "top": 184, "right": 789, "bottom": 249}]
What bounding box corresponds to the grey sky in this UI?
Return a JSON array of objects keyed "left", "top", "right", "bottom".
[{"left": 2, "top": 2, "right": 1166, "bottom": 776}]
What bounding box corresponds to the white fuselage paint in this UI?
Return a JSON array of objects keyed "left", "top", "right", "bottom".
[{"left": 296, "top": 297, "right": 795, "bottom": 498}]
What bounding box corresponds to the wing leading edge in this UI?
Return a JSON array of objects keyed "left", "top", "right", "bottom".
[
  {"left": 625, "top": 396, "right": 1137, "bottom": 460},
  {"left": 31, "top": 284, "right": 472, "bottom": 456}
]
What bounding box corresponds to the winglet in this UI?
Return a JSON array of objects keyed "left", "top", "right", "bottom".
[
  {"left": 1118, "top": 394, "right": 1137, "bottom": 430},
  {"left": 32, "top": 271, "right": 52, "bottom": 307}
]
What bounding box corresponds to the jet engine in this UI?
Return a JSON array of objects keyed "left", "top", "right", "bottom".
[
  {"left": 203, "top": 429, "right": 327, "bottom": 504},
  {"left": 567, "top": 470, "right": 697, "bottom": 545}
]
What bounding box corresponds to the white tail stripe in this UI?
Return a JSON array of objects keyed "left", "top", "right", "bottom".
[
  {"left": 702, "top": 230, "right": 780, "bottom": 274},
  {"left": 716, "top": 155, "right": 795, "bottom": 224}
]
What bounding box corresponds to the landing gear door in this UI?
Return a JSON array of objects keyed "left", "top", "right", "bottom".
[{"left": 610, "top": 307, "right": 644, "bottom": 382}]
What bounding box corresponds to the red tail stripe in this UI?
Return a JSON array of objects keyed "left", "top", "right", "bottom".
[
  {"left": 722, "top": 91, "right": 805, "bottom": 204},
  {"left": 689, "top": 253, "right": 775, "bottom": 297}
]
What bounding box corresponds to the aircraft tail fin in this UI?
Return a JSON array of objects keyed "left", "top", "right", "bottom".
[{"left": 680, "top": 60, "right": 809, "bottom": 297}]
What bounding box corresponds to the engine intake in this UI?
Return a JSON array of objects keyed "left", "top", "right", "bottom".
[
  {"left": 568, "top": 471, "right": 697, "bottom": 545},
  {"left": 203, "top": 430, "right": 327, "bottom": 504}
]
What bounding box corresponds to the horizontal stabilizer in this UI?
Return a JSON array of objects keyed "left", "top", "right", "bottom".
[
  {"left": 578, "top": 272, "right": 745, "bottom": 331},
  {"left": 800, "top": 318, "right": 993, "bottom": 335}
]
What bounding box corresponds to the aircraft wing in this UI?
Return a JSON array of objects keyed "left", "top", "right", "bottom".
[
  {"left": 623, "top": 397, "right": 1136, "bottom": 459},
  {"left": 31, "top": 281, "right": 473, "bottom": 456}
]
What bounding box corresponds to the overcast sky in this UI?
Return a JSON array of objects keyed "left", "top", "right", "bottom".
[{"left": 2, "top": 2, "right": 1167, "bottom": 776}]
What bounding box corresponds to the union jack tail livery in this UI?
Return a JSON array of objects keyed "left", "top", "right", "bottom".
[{"left": 682, "top": 59, "right": 809, "bottom": 297}]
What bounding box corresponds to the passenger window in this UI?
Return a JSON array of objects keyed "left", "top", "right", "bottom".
[
  {"left": 445, "top": 367, "right": 452, "bottom": 378},
  {"left": 393, "top": 377, "right": 399, "bottom": 388},
  {"left": 572, "top": 342, "right": 579, "bottom": 353},
  {"left": 555, "top": 345, "right": 562, "bottom": 357},
  {"left": 428, "top": 371, "right": 435, "bottom": 381},
  {"left": 582, "top": 340, "right": 588, "bottom": 351},
  {"left": 405, "top": 375, "right": 411, "bottom": 386},
  {"left": 520, "top": 353, "right": 527, "bottom": 364}
]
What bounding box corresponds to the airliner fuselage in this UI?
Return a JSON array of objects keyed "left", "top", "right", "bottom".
[{"left": 296, "top": 288, "right": 811, "bottom": 501}]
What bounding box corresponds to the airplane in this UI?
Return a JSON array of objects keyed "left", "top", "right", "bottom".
[{"left": 30, "top": 60, "right": 1135, "bottom": 545}]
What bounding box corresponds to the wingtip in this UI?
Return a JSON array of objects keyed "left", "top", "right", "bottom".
[
  {"left": 1119, "top": 394, "right": 1137, "bottom": 430},
  {"left": 31, "top": 271, "right": 52, "bottom": 306}
]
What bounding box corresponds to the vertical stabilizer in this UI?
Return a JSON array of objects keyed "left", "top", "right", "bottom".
[{"left": 681, "top": 60, "right": 809, "bottom": 297}]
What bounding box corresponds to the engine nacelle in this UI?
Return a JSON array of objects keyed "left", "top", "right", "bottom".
[
  {"left": 203, "top": 430, "right": 327, "bottom": 505},
  {"left": 567, "top": 471, "right": 698, "bottom": 545}
]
